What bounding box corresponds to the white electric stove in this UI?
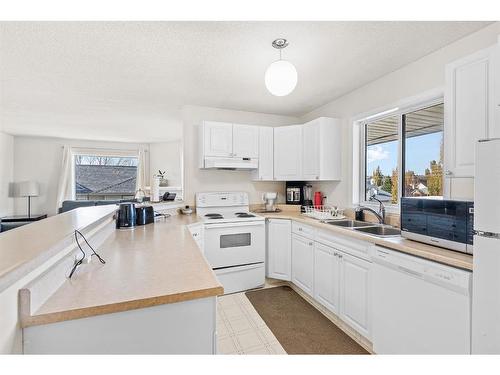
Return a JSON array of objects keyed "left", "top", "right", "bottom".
[{"left": 196, "top": 192, "right": 265, "bottom": 294}]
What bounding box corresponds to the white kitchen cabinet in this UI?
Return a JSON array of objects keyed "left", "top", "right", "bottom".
[
  {"left": 444, "top": 44, "right": 500, "bottom": 178},
  {"left": 302, "top": 120, "right": 320, "bottom": 180},
  {"left": 266, "top": 219, "right": 291, "bottom": 281},
  {"left": 302, "top": 118, "right": 342, "bottom": 181},
  {"left": 314, "top": 242, "right": 341, "bottom": 314},
  {"left": 202, "top": 121, "right": 233, "bottom": 157},
  {"left": 274, "top": 125, "right": 302, "bottom": 181},
  {"left": 291, "top": 233, "right": 314, "bottom": 296},
  {"left": 252, "top": 126, "right": 274, "bottom": 181},
  {"left": 340, "top": 252, "right": 371, "bottom": 339},
  {"left": 491, "top": 45, "right": 500, "bottom": 138},
  {"left": 232, "top": 124, "right": 259, "bottom": 158}
]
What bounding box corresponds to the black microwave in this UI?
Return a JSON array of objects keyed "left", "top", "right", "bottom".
[{"left": 400, "top": 197, "right": 474, "bottom": 254}]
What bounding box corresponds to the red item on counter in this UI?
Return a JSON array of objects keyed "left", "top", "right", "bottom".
[{"left": 314, "top": 191, "right": 323, "bottom": 207}]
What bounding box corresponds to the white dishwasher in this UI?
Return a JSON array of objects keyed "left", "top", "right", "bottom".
[{"left": 371, "top": 246, "right": 472, "bottom": 354}]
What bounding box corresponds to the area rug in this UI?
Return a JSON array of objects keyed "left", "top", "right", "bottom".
[{"left": 245, "top": 285, "right": 368, "bottom": 354}]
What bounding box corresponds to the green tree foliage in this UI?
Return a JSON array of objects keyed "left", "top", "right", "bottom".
[{"left": 372, "top": 166, "right": 383, "bottom": 187}]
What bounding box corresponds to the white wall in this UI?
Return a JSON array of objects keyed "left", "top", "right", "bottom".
[
  {"left": 0, "top": 131, "right": 14, "bottom": 218},
  {"left": 182, "top": 105, "right": 299, "bottom": 205},
  {"left": 13, "top": 137, "right": 150, "bottom": 216},
  {"left": 149, "top": 140, "right": 183, "bottom": 189},
  {"left": 301, "top": 22, "right": 500, "bottom": 207}
]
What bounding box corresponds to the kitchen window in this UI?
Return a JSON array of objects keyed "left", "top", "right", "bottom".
[
  {"left": 75, "top": 154, "right": 139, "bottom": 201},
  {"left": 360, "top": 101, "right": 444, "bottom": 207}
]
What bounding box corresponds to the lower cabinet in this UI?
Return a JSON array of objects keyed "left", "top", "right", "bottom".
[
  {"left": 340, "top": 252, "right": 371, "bottom": 339},
  {"left": 291, "top": 233, "right": 314, "bottom": 296},
  {"left": 266, "top": 219, "right": 292, "bottom": 281},
  {"left": 314, "top": 242, "right": 341, "bottom": 314},
  {"left": 313, "top": 241, "right": 371, "bottom": 339},
  {"left": 266, "top": 220, "right": 372, "bottom": 340}
]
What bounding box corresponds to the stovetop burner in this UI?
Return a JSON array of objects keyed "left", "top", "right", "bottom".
[
  {"left": 205, "top": 213, "right": 224, "bottom": 219},
  {"left": 235, "top": 212, "right": 256, "bottom": 218}
]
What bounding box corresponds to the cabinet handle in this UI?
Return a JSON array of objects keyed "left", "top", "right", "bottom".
[
  {"left": 298, "top": 228, "right": 302, "bottom": 231},
  {"left": 445, "top": 170, "right": 453, "bottom": 176},
  {"left": 316, "top": 176, "right": 319, "bottom": 180},
  {"left": 309, "top": 242, "right": 313, "bottom": 246}
]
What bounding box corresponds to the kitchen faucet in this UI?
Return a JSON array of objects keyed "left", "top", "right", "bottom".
[{"left": 355, "top": 189, "right": 386, "bottom": 224}]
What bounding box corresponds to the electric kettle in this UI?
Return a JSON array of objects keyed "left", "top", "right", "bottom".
[{"left": 116, "top": 202, "right": 137, "bottom": 229}]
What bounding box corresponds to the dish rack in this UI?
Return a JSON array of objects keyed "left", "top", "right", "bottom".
[{"left": 303, "top": 205, "right": 345, "bottom": 221}]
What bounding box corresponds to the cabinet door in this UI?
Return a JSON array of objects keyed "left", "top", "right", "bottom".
[
  {"left": 340, "top": 252, "right": 371, "bottom": 339},
  {"left": 267, "top": 219, "right": 291, "bottom": 281},
  {"left": 253, "top": 126, "right": 274, "bottom": 180},
  {"left": 314, "top": 242, "right": 341, "bottom": 314},
  {"left": 444, "top": 47, "right": 492, "bottom": 178},
  {"left": 291, "top": 233, "right": 314, "bottom": 296},
  {"left": 302, "top": 120, "right": 320, "bottom": 181},
  {"left": 490, "top": 46, "right": 500, "bottom": 139},
  {"left": 233, "top": 124, "right": 259, "bottom": 158},
  {"left": 274, "top": 125, "right": 302, "bottom": 181},
  {"left": 203, "top": 121, "right": 233, "bottom": 157}
]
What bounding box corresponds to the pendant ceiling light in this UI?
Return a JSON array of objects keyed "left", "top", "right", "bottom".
[{"left": 265, "top": 38, "right": 297, "bottom": 97}]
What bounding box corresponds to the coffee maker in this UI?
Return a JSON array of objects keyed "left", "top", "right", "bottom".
[{"left": 286, "top": 181, "right": 305, "bottom": 205}]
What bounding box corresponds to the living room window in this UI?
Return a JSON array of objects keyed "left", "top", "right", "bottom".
[
  {"left": 74, "top": 154, "right": 139, "bottom": 201},
  {"left": 360, "top": 100, "right": 444, "bottom": 207}
]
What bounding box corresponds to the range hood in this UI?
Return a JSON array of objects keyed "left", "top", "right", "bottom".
[{"left": 201, "top": 156, "right": 258, "bottom": 170}]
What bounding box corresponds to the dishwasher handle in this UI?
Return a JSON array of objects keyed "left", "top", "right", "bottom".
[{"left": 397, "top": 265, "right": 424, "bottom": 278}]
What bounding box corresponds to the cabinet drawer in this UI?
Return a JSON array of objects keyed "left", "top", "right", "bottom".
[
  {"left": 292, "top": 221, "right": 315, "bottom": 239},
  {"left": 316, "top": 229, "right": 371, "bottom": 260}
]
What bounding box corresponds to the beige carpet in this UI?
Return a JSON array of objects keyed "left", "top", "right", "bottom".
[{"left": 245, "top": 286, "right": 368, "bottom": 355}]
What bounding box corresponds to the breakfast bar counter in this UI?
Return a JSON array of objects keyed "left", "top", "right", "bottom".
[
  {"left": 20, "top": 214, "right": 223, "bottom": 328},
  {"left": 0, "top": 206, "right": 222, "bottom": 354}
]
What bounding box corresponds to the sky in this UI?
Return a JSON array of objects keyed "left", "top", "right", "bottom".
[{"left": 367, "top": 132, "right": 443, "bottom": 177}]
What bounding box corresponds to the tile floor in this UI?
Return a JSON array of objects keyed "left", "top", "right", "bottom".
[{"left": 217, "top": 291, "right": 287, "bottom": 355}]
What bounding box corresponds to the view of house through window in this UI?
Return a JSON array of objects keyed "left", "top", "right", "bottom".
[
  {"left": 364, "top": 102, "right": 444, "bottom": 205},
  {"left": 75, "top": 155, "right": 138, "bottom": 200}
]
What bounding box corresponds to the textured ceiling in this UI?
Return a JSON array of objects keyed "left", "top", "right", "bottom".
[{"left": 0, "top": 21, "right": 492, "bottom": 142}]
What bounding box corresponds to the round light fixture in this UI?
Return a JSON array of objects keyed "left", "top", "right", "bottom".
[{"left": 265, "top": 38, "right": 297, "bottom": 97}]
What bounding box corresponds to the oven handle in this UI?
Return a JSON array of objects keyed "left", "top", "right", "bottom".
[{"left": 204, "top": 221, "right": 265, "bottom": 229}]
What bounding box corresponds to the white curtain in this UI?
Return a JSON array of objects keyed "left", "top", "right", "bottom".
[
  {"left": 55, "top": 145, "right": 75, "bottom": 211},
  {"left": 136, "top": 147, "right": 148, "bottom": 192}
]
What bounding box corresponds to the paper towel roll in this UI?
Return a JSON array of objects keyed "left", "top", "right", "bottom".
[{"left": 151, "top": 176, "right": 160, "bottom": 202}]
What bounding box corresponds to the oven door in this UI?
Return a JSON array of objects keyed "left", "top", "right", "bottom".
[{"left": 203, "top": 221, "right": 265, "bottom": 268}]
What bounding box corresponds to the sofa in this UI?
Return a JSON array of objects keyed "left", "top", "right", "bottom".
[
  {"left": 58, "top": 199, "right": 147, "bottom": 213},
  {"left": 0, "top": 221, "right": 28, "bottom": 233}
]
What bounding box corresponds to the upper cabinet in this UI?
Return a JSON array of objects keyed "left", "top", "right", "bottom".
[
  {"left": 199, "top": 121, "right": 259, "bottom": 169},
  {"left": 252, "top": 126, "right": 274, "bottom": 181},
  {"left": 199, "top": 118, "right": 342, "bottom": 180},
  {"left": 302, "top": 117, "right": 342, "bottom": 181},
  {"left": 232, "top": 124, "right": 259, "bottom": 158},
  {"left": 444, "top": 44, "right": 500, "bottom": 178},
  {"left": 202, "top": 121, "right": 234, "bottom": 157},
  {"left": 274, "top": 125, "right": 303, "bottom": 181}
]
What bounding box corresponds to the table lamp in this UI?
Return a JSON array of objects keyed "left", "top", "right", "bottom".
[{"left": 18, "top": 181, "right": 39, "bottom": 218}]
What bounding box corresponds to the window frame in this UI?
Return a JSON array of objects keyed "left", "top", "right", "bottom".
[{"left": 355, "top": 93, "right": 444, "bottom": 211}]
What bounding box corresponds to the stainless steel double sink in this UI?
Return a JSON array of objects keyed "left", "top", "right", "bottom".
[{"left": 322, "top": 219, "right": 401, "bottom": 238}]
